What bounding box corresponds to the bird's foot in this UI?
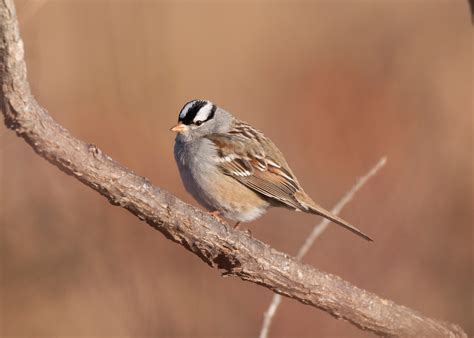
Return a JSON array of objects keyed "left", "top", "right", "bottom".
[
  {"left": 209, "top": 210, "right": 225, "bottom": 223},
  {"left": 209, "top": 213, "right": 248, "bottom": 234},
  {"left": 232, "top": 221, "right": 252, "bottom": 236}
]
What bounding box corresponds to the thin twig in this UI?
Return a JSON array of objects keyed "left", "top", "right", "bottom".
[
  {"left": 297, "top": 157, "right": 387, "bottom": 260},
  {"left": 260, "top": 294, "right": 283, "bottom": 338},
  {"left": 260, "top": 157, "right": 387, "bottom": 338}
]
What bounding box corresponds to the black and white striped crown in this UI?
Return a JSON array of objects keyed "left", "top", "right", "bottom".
[{"left": 179, "top": 99, "right": 216, "bottom": 125}]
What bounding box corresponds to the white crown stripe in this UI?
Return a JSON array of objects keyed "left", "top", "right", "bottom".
[
  {"left": 193, "top": 102, "right": 213, "bottom": 122},
  {"left": 179, "top": 102, "right": 194, "bottom": 119}
]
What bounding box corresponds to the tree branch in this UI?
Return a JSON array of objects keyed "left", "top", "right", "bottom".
[{"left": 0, "top": 0, "right": 467, "bottom": 336}]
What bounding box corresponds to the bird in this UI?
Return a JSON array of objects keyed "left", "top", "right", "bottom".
[{"left": 170, "top": 99, "right": 372, "bottom": 241}]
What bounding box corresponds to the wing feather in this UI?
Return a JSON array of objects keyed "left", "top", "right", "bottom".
[
  {"left": 205, "top": 124, "right": 304, "bottom": 210},
  {"left": 204, "top": 121, "right": 372, "bottom": 241}
]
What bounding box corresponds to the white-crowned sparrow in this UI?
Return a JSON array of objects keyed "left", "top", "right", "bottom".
[{"left": 171, "top": 99, "right": 372, "bottom": 241}]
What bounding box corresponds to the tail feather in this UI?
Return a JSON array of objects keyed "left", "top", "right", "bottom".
[{"left": 303, "top": 200, "right": 373, "bottom": 242}]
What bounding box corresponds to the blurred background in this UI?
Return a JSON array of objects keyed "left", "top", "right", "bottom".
[{"left": 1, "top": 0, "right": 472, "bottom": 337}]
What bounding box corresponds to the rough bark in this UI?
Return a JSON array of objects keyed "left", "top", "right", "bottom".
[{"left": 0, "top": 0, "right": 467, "bottom": 337}]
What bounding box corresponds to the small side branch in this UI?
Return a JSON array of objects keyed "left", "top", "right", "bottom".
[{"left": 0, "top": 1, "right": 467, "bottom": 337}]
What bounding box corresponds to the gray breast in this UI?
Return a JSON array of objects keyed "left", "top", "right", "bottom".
[{"left": 174, "top": 137, "right": 220, "bottom": 210}]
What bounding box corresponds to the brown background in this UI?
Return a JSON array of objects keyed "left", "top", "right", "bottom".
[{"left": 1, "top": 1, "right": 472, "bottom": 337}]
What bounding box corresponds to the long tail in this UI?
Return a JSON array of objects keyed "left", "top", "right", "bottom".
[{"left": 308, "top": 204, "right": 372, "bottom": 241}]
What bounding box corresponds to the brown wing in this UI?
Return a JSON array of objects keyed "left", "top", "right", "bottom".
[
  {"left": 205, "top": 124, "right": 305, "bottom": 210},
  {"left": 205, "top": 122, "right": 373, "bottom": 241}
]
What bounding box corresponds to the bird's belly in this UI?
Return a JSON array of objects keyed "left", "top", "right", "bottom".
[
  {"left": 175, "top": 144, "right": 269, "bottom": 222},
  {"left": 186, "top": 165, "right": 269, "bottom": 222}
]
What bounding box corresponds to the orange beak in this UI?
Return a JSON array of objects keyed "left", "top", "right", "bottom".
[{"left": 170, "top": 122, "right": 188, "bottom": 133}]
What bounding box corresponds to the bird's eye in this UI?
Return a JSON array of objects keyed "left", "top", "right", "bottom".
[{"left": 195, "top": 120, "right": 203, "bottom": 126}]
